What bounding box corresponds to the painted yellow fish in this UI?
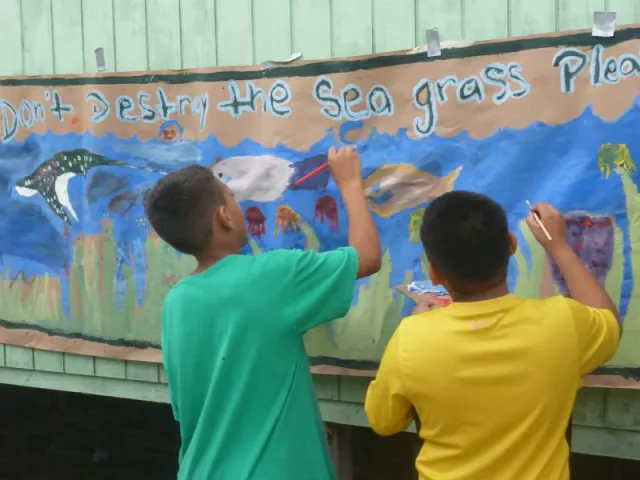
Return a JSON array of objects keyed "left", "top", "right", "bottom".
[
  {"left": 274, "top": 205, "right": 301, "bottom": 236},
  {"left": 364, "top": 164, "right": 463, "bottom": 217}
]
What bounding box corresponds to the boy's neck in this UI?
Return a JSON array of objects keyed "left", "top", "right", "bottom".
[
  {"left": 193, "top": 245, "right": 242, "bottom": 274},
  {"left": 450, "top": 281, "right": 510, "bottom": 303}
]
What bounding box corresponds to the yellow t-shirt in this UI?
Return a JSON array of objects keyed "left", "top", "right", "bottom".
[{"left": 365, "top": 294, "right": 620, "bottom": 480}]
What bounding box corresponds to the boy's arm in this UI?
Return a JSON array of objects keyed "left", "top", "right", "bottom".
[
  {"left": 284, "top": 146, "right": 382, "bottom": 334},
  {"left": 549, "top": 244, "right": 621, "bottom": 329},
  {"left": 329, "top": 146, "right": 381, "bottom": 278},
  {"left": 288, "top": 247, "right": 359, "bottom": 333},
  {"left": 365, "top": 329, "right": 413, "bottom": 436},
  {"left": 527, "top": 203, "right": 622, "bottom": 374},
  {"left": 562, "top": 297, "right": 620, "bottom": 375}
]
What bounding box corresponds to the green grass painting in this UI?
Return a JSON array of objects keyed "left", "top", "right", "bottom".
[{"left": 2, "top": 155, "right": 640, "bottom": 366}]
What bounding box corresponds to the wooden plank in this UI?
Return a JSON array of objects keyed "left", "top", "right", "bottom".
[
  {"left": 462, "top": 0, "right": 508, "bottom": 41},
  {"left": 509, "top": 0, "right": 556, "bottom": 36},
  {"left": 338, "top": 376, "right": 370, "bottom": 403},
  {"left": 81, "top": 0, "right": 116, "bottom": 384},
  {"left": 4, "top": 346, "right": 34, "bottom": 370},
  {"left": 51, "top": 0, "right": 84, "bottom": 73},
  {"left": 416, "top": 0, "right": 463, "bottom": 43},
  {"left": 608, "top": 0, "right": 640, "bottom": 25},
  {"left": 0, "top": 367, "right": 169, "bottom": 403},
  {"left": 605, "top": 389, "right": 640, "bottom": 431},
  {"left": 21, "top": 0, "right": 54, "bottom": 74},
  {"left": 159, "top": 366, "right": 169, "bottom": 384},
  {"left": 558, "top": 0, "right": 605, "bottom": 31},
  {"left": 291, "top": 0, "right": 331, "bottom": 60},
  {"left": 146, "top": 0, "right": 182, "bottom": 70},
  {"left": 574, "top": 387, "right": 606, "bottom": 427},
  {"left": 113, "top": 0, "right": 148, "bottom": 72},
  {"left": 215, "top": 0, "right": 254, "bottom": 66},
  {"left": 4, "top": 0, "right": 51, "bottom": 377},
  {"left": 81, "top": 0, "right": 115, "bottom": 72},
  {"left": 125, "top": 361, "right": 160, "bottom": 382},
  {"left": 331, "top": 0, "right": 373, "bottom": 57},
  {"left": 95, "top": 358, "right": 127, "bottom": 379},
  {"left": 327, "top": 423, "right": 353, "bottom": 479},
  {"left": 179, "top": 0, "right": 217, "bottom": 68},
  {"left": 373, "top": 0, "right": 415, "bottom": 53},
  {"left": 0, "top": 0, "right": 23, "bottom": 75},
  {"left": 63, "top": 354, "right": 95, "bottom": 376},
  {"left": 321, "top": 399, "right": 415, "bottom": 432},
  {"left": 253, "top": 0, "right": 291, "bottom": 63},
  {"left": 33, "top": 351, "right": 65, "bottom": 373},
  {"left": 572, "top": 425, "right": 640, "bottom": 460},
  {"left": 314, "top": 375, "right": 339, "bottom": 400},
  {"left": 320, "top": 399, "right": 369, "bottom": 428}
]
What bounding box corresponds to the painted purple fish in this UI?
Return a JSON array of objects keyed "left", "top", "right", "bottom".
[
  {"left": 548, "top": 211, "right": 614, "bottom": 295},
  {"left": 289, "top": 154, "right": 330, "bottom": 191}
]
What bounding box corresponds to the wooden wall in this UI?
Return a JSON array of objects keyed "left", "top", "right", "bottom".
[{"left": 1, "top": 0, "right": 640, "bottom": 459}]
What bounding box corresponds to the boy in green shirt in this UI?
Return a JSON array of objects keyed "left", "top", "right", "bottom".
[{"left": 145, "top": 146, "right": 381, "bottom": 479}]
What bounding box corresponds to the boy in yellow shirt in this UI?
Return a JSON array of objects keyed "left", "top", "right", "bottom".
[{"left": 365, "top": 192, "right": 621, "bottom": 480}]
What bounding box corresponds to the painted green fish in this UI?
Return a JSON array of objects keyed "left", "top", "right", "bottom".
[{"left": 597, "top": 143, "right": 637, "bottom": 179}]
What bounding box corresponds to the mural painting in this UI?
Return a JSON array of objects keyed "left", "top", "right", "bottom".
[{"left": 1, "top": 27, "right": 640, "bottom": 378}]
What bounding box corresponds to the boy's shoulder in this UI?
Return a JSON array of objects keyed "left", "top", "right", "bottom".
[
  {"left": 398, "top": 295, "right": 574, "bottom": 327},
  {"left": 398, "top": 307, "right": 447, "bottom": 332},
  {"left": 517, "top": 294, "right": 573, "bottom": 311},
  {"left": 244, "top": 247, "right": 348, "bottom": 268}
]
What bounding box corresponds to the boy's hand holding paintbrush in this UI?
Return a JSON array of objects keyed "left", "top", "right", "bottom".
[
  {"left": 526, "top": 202, "right": 622, "bottom": 331},
  {"left": 328, "top": 146, "right": 382, "bottom": 278}
]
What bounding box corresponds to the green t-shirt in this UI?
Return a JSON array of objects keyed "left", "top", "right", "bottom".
[{"left": 162, "top": 247, "right": 358, "bottom": 480}]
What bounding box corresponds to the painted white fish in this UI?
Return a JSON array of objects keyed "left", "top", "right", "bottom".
[{"left": 211, "top": 155, "right": 295, "bottom": 203}]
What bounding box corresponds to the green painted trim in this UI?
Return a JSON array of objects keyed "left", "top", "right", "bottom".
[
  {"left": 2, "top": 366, "right": 640, "bottom": 460},
  {"left": 572, "top": 425, "right": 640, "bottom": 460},
  {"left": 0, "top": 366, "right": 169, "bottom": 403},
  {"left": 1, "top": 26, "right": 639, "bottom": 87}
]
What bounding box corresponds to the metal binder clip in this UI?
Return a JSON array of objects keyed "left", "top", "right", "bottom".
[
  {"left": 407, "top": 39, "right": 474, "bottom": 56},
  {"left": 260, "top": 52, "right": 303, "bottom": 71},
  {"left": 426, "top": 28, "right": 442, "bottom": 57},
  {"left": 592, "top": 12, "right": 616, "bottom": 38},
  {"left": 94, "top": 47, "right": 106, "bottom": 72}
]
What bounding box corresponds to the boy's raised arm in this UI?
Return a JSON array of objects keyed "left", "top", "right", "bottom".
[
  {"left": 284, "top": 147, "right": 381, "bottom": 334},
  {"left": 526, "top": 203, "right": 621, "bottom": 327},
  {"left": 329, "top": 146, "right": 382, "bottom": 278},
  {"left": 526, "top": 203, "right": 621, "bottom": 374}
]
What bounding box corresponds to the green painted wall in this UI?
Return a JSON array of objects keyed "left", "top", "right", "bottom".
[{"left": 1, "top": 0, "right": 640, "bottom": 460}]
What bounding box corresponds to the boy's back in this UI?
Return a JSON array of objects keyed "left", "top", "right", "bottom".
[
  {"left": 365, "top": 193, "right": 621, "bottom": 480},
  {"left": 371, "top": 294, "right": 619, "bottom": 479},
  {"left": 162, "top": 248, "right": 358, "bottom": 480}
]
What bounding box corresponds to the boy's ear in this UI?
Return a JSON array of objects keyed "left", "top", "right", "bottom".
[
  {"left": 508, "top": 231, "right": 518, "bottom": 257},
  {"left": 215, "top": 205, "right": 234, "bottom": 231},
  {"left": 428, "top": 263, "right": 445, "bottom": 287}
]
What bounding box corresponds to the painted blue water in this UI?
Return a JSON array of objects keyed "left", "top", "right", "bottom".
[{"left": 1, "top": 102, "right": 638, "bottom": 319}]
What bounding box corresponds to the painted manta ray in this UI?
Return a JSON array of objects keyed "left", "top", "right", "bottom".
[{"left": 15, "top": 148, "right": 157, "bottom": 224}]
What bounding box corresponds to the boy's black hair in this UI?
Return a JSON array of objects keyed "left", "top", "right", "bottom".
[
  {"left": 420, "top": 191, "right": 510, "bottom": 292},
  {"left": 144, "top": 165, "right": 226, "bottom": 255}
]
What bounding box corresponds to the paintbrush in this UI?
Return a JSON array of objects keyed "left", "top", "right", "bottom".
[
  {"left": 526, "top": 200, "right": 552, "bottom": 241},
  {"left": 292, "top": 163, "right": 329, "bottom": 187},
  {"left": 292, "top": 142, "right": 368, "bottom": 188}
]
